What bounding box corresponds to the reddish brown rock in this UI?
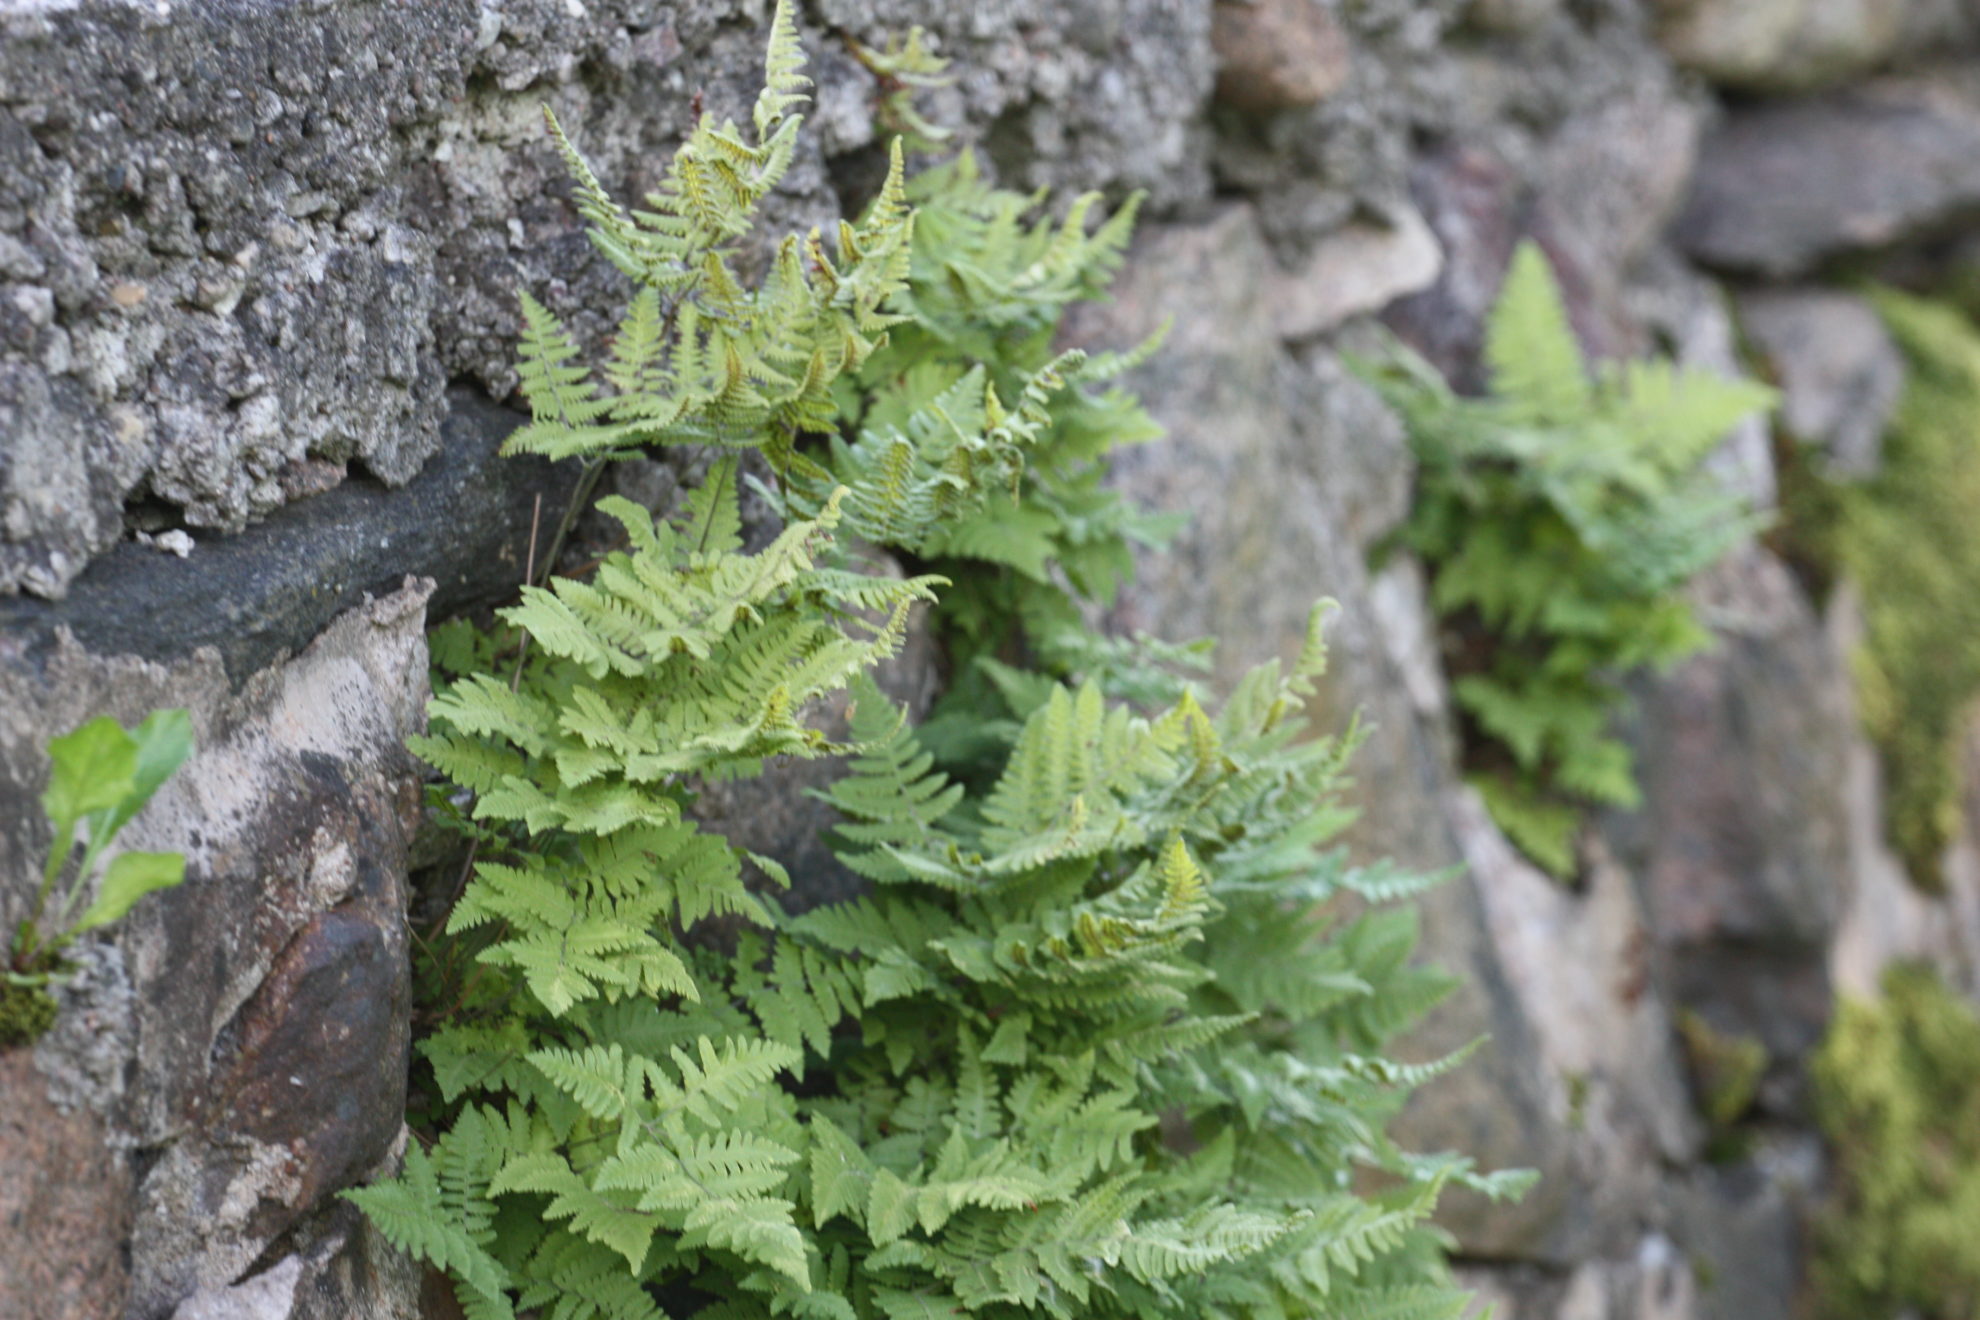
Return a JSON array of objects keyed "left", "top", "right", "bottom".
[
  {"left": 1211, "top": 0, "right": 1353, "bottom": 113},
  {"left": 0, "top": 1048, "right": 132, "bottom": 1320}
]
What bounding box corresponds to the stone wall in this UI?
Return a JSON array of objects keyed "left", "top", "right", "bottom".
[{"left": 5, "top": 1, "right": 1980, "bottom": 1317}]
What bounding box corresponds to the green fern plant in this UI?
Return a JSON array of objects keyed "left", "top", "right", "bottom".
[
  {"left": 1354, "top": 242, "right": 1775, "bottom": 877},
  {"left": 347, "top": 9, "right": 1522, "bottom": 1317},
  {"left": 807, "top": 149, "right": 1195, "bottom": 776},
  {"left": 500, "top": 0, "right": 913, "bottom": 470}
]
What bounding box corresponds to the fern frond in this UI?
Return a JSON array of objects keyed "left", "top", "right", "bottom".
[
  {"left": 1484, "top": 242, "right": 1589, "bottom": 423},
  {"left": 754, "top": 0, "right": 811, "bottom": 140}
]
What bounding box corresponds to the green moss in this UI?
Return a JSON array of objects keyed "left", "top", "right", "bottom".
[
  {"left": 1813, "top": 963, "right": 1980, "bottom": 1319},
  {"left": 1676, "top": 1008, "right": 1767, "bottom": 1130},
  {"left": 1827, "top": 293, "right": 1980, "bottom": 891},
  {"left": 0, "top": 978, "right": 58, "bottom": 1050}
]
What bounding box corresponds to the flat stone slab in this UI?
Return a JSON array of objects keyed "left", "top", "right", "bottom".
[
  {"left": 0, "top": 389, "right": 573, "bottom": 684},
  {"left": 1676, "top": 73, "right": 1980, "bottom": 277}
]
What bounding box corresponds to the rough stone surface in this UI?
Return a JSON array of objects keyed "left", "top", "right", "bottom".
[
  {"left": 1605, "top": 546, "right": 1853, "bottom": 1095},
  {"left": 1419, "top": 800, "right": 1701, "bottom": 1265},
  {"left": 0, "top": 584, "right": 431, "bottom": 1319},
  {"left": 1828, "top": 586, "right": 1980, "bottom": 999},
  {"left": 0, "top": 1039, "right": 135, "bottom": 1320},
  {"left": 1663, "top": 1139, "right": 1819, "bottom": 1320},
  {"left": 1676, "top": 73, "right": 1980, "bottom": 277},
  {"left": 1737, "top": 288, "right": 1902, "bottom": 480},
  {"left": 1463, "top": 0, "right": 1563, "bottom": 36},
  {"left": 0, "top": 389, "right": 574, "bottom": 685},
  {"left": 0, "top": 0, "right": 1216, "bottom": 600}
]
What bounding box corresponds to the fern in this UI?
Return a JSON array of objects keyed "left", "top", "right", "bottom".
[
  {"left": 748, "top": 610, "right": 1508, "bottom": 1320},
  {"left": 804, "top": 151, "right": 1183, "bottom": 783},
  {"left": 1354, "top": 240, "right": 1775, "bottom": 877},
  {"left": 505, "top": 6, "right": 912, "bottom": 463},
  {"left": 348, "top": 15, "right": 1516, "bottom": 1320}
]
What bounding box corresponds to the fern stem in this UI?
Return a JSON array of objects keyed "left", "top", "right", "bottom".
[{"left": 537, "top": 457, "right": 608, "bottom": 592}]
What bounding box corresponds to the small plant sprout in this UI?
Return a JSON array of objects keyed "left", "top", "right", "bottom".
[{"left": 3, "top": 708, "right": 193, "bottom": 1047}]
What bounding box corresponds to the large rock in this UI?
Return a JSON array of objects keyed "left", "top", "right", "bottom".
[
  {"left": 1662, "top": 1137, "right": 1820, "bottom": 1320},
  {"left": 1385, "top": 99, "right": 1699, "bottom": 398},
  {"left": 0, "top": 1041, "right": 134, "bottom": 1317},
  {"left": 1649, "top": 0, "right": 1909, "bottom": 92},
  {"left": 1383, "top": 144, "right": 1529, "bottom": 391},
  {"left": 0, "top": 389, "right": 572, "bottom": 685},
  {"left": 1676, "top": 73, "right": 1980, "bottom": 278},
  {"left": 1271, "top": 202, "right": 1443, "bottom": 339},
  {"left": 812, "top": 0, "right": 1214, "bottom": 203},
  {"left": 1738, "top": 289, "right": 1902, "bottom": 481},
  {"left": 1605, "top": 546, "right": 1853, "bottom": 1101},
  {"left": 1406, "top": 799, "right": 1702, "bottom": 1264},
  {"left": 0, "top": 0, "right": 1216, "bottom": 600},
  {"left": 1463, "top": 0, "right": 1564, "bottom": 36},
  {"left": 0, "top": 583, "right": 432, "bottom": 1319}
]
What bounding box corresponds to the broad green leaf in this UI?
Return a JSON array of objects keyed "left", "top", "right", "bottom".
[
  {"left": 110, "top": 708, "right": 194, "bottom": 837},
  {"left": 75, "top": 851, "right": 187, "bottom": 932},
  {"left": 42, "top": 716, "right": 138, "bottom": 834}
]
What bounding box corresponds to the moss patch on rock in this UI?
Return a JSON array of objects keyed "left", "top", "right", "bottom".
[
  {"left": 1677, "top": 1008, "right": 1768, "bottom": 1131},
  {"left": 1812, "top": 963, "right": 1980, "bottom": 1319},
  {"left": 0, "top": 978, "right": 59, "bottom": 1050},
  {"left": 1792, "top": 292, "right": 1980, "bottom": 891}
]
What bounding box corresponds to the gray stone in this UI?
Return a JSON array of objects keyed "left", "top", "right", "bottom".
[
  {"left": 1676, "top": 73, "right": 1980, "bottom": 278},
  {"left": 1530, "top": 87, "right": 1702, "bottom": 290},
  {"left": 0, "top": 583, "right": 432, "bottom": 1318},
  {"left": 1605, "top": 546, "right": 1852, "bottom": 1097},
  {"left": 167, "top": 1199, "right": 422, "bottom": 1320},
  {"left": 1410, "top": 799, "right": 1702, "bottom": 1264},
  {"left": 1459, "top": 1237, "right": 1702, "bottom": 1320},
  {"left": 0, "top": 390, "right": 574, "bottom": 687},
  {"left": 0, "top": 0, "right": 1218, "bottom": 599},
  {"left": 171, "top": 1258, "right": 307, "bottom": 1320},
  {"left": 1664, "top": 1137, "right": 1819, "bottom": 1320},
  {"left": 1463, "top": 0, "right": 1563, "bottom": 35},
  {"left": 1383, "top": 143, "right": 1527, "bottom": 391},
  {"left": 1828, "top": 585, "right": 1980, "bottom": 999},
  {"left": 1737, "top": 288, "right": 1901, "bottom": 481}
]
